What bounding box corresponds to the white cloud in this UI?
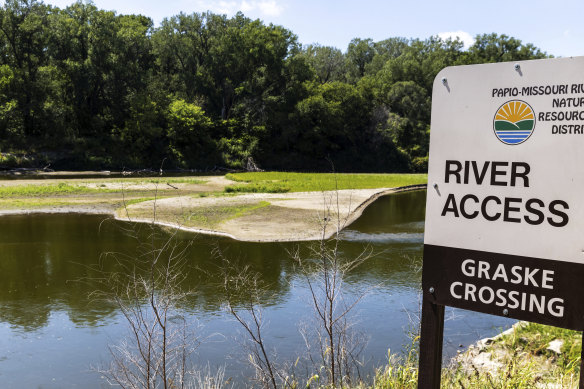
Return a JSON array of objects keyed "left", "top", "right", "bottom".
[
  {"left": 241, "top": 0, "right": 254, "bottom": 12},
  {"left": 195, "top": 0, "right": 284, "bottom": 17},
  {"left": 194, "top": 1, "right": 238, "bottom": 14},
  {"left": 257, "top": 1, "right": 282, "bottom": 17},
  {"left": 438, "top": 30, "right": 475, "bottom": 49}
]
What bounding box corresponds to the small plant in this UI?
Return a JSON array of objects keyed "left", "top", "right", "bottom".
[
  {"left": 92, "top": 184, "right": 229, "bottom": 389},
  {"left": 219, "top": 257, "right": 281, "bottom": 389},
  {"left": 92, "top": 224, "right": 198, "bottom": 389}
]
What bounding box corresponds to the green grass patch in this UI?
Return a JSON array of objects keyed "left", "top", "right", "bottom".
[
  {"left": 0, "top": 183, "right": 99, "bottom": 198},
  {"left": 0, "top": 199, "right": 80, "bottom": 208},
  {"left": 370, "top": 323, "right": 581, "bottom": 388},
  {"left": 224, "top": 172, "right": 427, "bottom": 193},
  {"left": 122, "top": 200, "right": 272, "bottom": 228},
  {"left": 224, "top": 182, "right": 291, "bottom": 193},
  {"left": 122, "top": 197, "right": 158, "bottom": 206},
  {"left": 182, "top": 201, "right": 270, "bottom": 227},
  {"left": 495, "top": 322, "right": 581, "bottom": 370}
]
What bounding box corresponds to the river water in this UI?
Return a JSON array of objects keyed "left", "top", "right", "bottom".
[{"left": 0, "top": 190, "right": 513, "bottom": 388}]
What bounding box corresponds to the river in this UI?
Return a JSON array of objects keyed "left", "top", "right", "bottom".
[{"left": 0, "top": 190, "right": 514, "bottom": 388}]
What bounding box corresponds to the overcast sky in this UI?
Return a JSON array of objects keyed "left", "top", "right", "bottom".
[{"left": 21, "top": 0, "right": 584, "bottom": 56}]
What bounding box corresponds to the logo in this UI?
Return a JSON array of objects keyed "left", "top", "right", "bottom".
[{"left": 493, "top": 100, "right": 536, "bottom": 145}]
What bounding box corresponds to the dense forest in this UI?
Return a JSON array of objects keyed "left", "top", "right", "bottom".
[{"left": 0, "top": 0, "right": 549, "bottom": 172}]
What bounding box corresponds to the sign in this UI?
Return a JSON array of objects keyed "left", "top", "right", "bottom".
[{"left": 419, "top": 57, "right": 584, "bottom": 389}]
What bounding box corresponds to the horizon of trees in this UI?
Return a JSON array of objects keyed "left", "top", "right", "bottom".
[{"left": 0, "top": 0, "right": 549, "bottom": 172}]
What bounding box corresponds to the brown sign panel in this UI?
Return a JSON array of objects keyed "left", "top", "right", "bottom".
[{"left": 423, "top": 244, "right": 584, "bottom": 331}]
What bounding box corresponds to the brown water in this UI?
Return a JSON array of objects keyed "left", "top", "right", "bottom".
[{"left": 0, "top": 190, "right": 513, "bottom": 388}]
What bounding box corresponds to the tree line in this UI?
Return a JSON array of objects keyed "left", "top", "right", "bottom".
[{"left": 0, "top": 0, "right": 548, "bottom": 171}]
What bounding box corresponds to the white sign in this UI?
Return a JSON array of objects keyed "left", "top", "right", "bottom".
[{"left": 425, "top": 57, "right": 584, "bottom": 264}]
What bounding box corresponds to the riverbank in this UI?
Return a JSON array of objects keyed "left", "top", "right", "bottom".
[
  {"left": 449, "top": 321, "right": 581, "bottom": 388},
  {"left": 0, "top": 172, "right": 427, "bottom": 241},
  {"left": 372, "top": 321, "right": 581, "bottom": 388}
]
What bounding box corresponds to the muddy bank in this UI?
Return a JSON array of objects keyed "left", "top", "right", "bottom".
[{"left": 114, "top": 185, "right": 426, "bottom": 242}]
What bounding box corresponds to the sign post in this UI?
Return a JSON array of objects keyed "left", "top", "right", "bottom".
[{"left": 420, "top": 57, "right": 584, "bottom": 388}]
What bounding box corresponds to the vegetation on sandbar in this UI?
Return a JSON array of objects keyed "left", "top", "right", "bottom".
[{"left": 225, "top": 172, "right": 428, "bottom": 193}]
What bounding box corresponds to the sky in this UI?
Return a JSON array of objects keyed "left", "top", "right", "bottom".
[{"left": 24, "top": 0, "right": 584, "bottom": 57}]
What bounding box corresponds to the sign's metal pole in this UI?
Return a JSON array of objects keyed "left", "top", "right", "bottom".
[{"left": 417, "top": 294, "right": 445, "bottom": 389}]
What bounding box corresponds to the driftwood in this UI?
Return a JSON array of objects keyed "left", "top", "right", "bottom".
[
  {"left": 0, "top": 165, "right": 54, "bottom": 175},
  {"left": 245, "top": 157, "right": 263, "bottom": 172}
]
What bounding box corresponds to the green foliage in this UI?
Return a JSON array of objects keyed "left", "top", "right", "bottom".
[
  {"left": 224, "top": 182, "right": 291, "bottom": 193},
  {"left": 495, "top": 323, "right": 582, "bottom": 371},
  {"left": 466, "top": 33, "right": 549, "bottom": 64},
  {"left": 0, "top": 1, "right": 550, "bottom": 172},
  {"left": 346, "top": 38, "right": 375, "bottom": 81},
  {"left": 369, "top": 323, "right": 580, "bottom": 389},
  {"left": 217, "top": 119, "right": 264, "bottom": 169},
  {"left": 166, "top": 99, "right": 216, "bottom": 167},
  {"left": 299, "top": 44, "right": 345, "bottom": 84},
  {"left": 372, "top": 344, "right": 419, "bottom": 388}
]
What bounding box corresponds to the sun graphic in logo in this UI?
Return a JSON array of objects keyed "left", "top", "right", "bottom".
[{"left": 493, "top": 100, "right": 536, "bottom": 145}]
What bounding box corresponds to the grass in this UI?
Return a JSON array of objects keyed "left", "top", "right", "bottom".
[
  {"left": 0, "top": 199, "right": 81, "bottom": 208},
  {"left": 368, "top": 323, "right": 581, "bottom": 388},
  {"left": 224, "top": 172, "right": 427, "bottom": 193},
  {"left": 121, "top": 200, "right": 272, "bottom": 229},
  {"left": 121, "top": 197, "right": 158, "bottom": 206},
  {"left": 495, "top": 322, "right": 582, "bottom": 374},
  {"left": 0, "top": 176, "right": 209, "bottom": 207},
  {"left": 182, "top": 201, "right": 271, "bottom": 227},
  {"left": 0, "top": 182, "right": 100, "bottom": 197}
]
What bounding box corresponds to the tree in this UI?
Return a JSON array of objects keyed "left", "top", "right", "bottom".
[
  {"left": 0, "top": 64, "right": 21, "bottom": 146},
  {"left": 166, "top": 99, "right": 216, "bottom": 167},
  {"left": 0, "top": 0, "right": 53, "bottom": 143},
  {"left": 375, "top": 37, "right": 464, "bottom": 96},
  {"left": 465, "top": 33, "right": 549, "bottom": 64},
  {"left": 0, "top": 2, "right": 552, "bottom": 172},
  {"left": 346, "top": 38, "right": 375, "bottom": 82},
  {"left": 385, "top": 81, "right": 430, "bottom": 161},
  {"left": 299, "top": 44, "right": 345, "bottom": 84}
]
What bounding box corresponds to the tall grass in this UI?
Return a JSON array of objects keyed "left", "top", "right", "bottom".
[{"left": 369, "top": 323, "right": 581, "bottom": 389}]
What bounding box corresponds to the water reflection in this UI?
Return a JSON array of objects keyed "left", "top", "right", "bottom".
[
  {"left": 0, "top": 193, "right": 427, "bottom": 331},
  {"left": 0, "top": 190, "right": 514, "bottom": 388}
]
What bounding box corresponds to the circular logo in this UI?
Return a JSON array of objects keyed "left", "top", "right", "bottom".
[{"left": 493, "top": 100, "right": 536, "bottom": 145}]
